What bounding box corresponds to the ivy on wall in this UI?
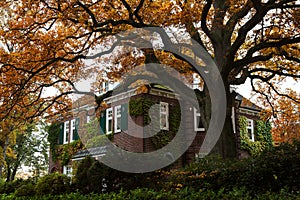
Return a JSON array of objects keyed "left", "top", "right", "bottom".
[
  {"left": 47, "top": 123, "right": 84, "bottom": 166},
  {"left": 129, "top": 97, "right": 155, "bottom": 125},
  {"left": 47, "top": 123, "right": 61, "bottom": 162},
  {"left": 239, "top": 116, "right": 273, "bottom": 156},
  {"left": 58, "top": 140, "right": 84, "bottom": 166},
  {"left": 129, "top": 97, "right": 181, "bottom": 149}
]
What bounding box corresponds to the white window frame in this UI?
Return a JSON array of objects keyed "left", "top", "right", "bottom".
[
  {"left": 246, "top": 119, "right": 255, "bottom": 142},
  {"left": 70, "top": 119, "right": 76, "bottom": 142},
  {"left": 63, "top": 121, "right": 70, "bottom": 144},
  {"left": 106, "top": 107, "right": 113, "bottom": 134},
  {"left": 194, "top": 108, "right": 205, "bottom": 131},
  {"left": 63, "top": 165, "right": 72, "bottom": 178},
  {"left": 114, "top": 105, "right": 122, "bottom": 133},
  {"left": 160, "top": 102, "right": 169, "bottom": 130},
  {"left": 86, "top": 115, "right": 91, "bottom": 123},
  {"left": 104, "top": 82, "right": 109, "bottom": 92}
]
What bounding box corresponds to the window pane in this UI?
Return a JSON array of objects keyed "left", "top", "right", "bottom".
[
  {"left": 64, "top": 121, "right": 70, "bottom": 143},
  {"left": 108, "top": 119, "right": 112, "bottom": 132},
  {"left": 106, "top": 108, "right": 113, "bottom": 134},
  {"left": 160, "top": 102, "right": 169, "bottom": 130},
  {"left": 115, "top": 106, "right": 121, "bottom": 132}
]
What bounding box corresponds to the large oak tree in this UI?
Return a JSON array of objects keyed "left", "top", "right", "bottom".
[{"left": 0, "top": 0, "right": 299, "bottom": 158}]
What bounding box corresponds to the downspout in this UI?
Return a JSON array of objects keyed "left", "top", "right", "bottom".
[{"left": 231, "top": 106, "right": 236, "bottom": 134}]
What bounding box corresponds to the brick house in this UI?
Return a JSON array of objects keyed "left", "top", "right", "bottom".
[{"left": 48, "top": 83, "right": 266, "bottom": 176}]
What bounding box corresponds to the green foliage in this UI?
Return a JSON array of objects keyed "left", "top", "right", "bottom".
[
  {"left": 129, "top": 97, "right": 181, "bottom": 149},
  {"left": 58, "top": 140, "right": 84, "bottom": 166},
  {"left": 35, "top": 173, "right": 71, "bottom": 195},
  {"left": 14, "top": 183, "right": 35, "bottom": 197},
  {"left": 83, "top": 118, "right": 113, "bottom": 145},
  {"left": 48, "top": 122, "right": 84, "bottom": 166},
  {"left": 1, "top": 141, "right": 300, "bottom": 199},
  {"left": 74, "top": 156, "right": 115, "bottom": 194},
  {"left": 129, "top": 97, "right": 155, "bottom": 122},
  {"left": 0, "top": 178, "right": 36, "bottom": 196},
  {"left": 47, "top": 123, "right": 61, "bottom": 162},
  {"left": 1, "top": 187, "right": 300, "bottom": 200},
  {"left": 3, "top": 122, "right": 48, "bottom": 182},
  {"left": 151, "top": 104, "right": 181, "bottom": 149},
  {"left": 239, "top": 116, "right": 273, "bottom": 155},
  {"left": 151, "top": 130, "right": 172, "bottom": 148},
  {"left": 255, "top": 120, "right": 273, "bottom": 146},
  {"left": 178, "top": 141, "right": 300, "bottom": 194},
  {"left": 74, "top": 156, "right": 160, "bottom": 193},
  {"left": 85, "top": 134, "right": 108, "bottom": 148}
]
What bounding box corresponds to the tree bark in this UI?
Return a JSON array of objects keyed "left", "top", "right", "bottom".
[
  {"left": 210, "top": 88, "right": 237, "bottom": 158},
  {"left": 0, "top": 135, "right": 9, "bottom": 178}
]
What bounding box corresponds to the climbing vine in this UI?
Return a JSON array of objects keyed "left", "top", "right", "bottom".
[
  {"left": 129, "top": 97, "right": 155, "bottom": 124},
  {"left": 129, "top": 97, "right": 181, "bottom": 149},
  {"left": 47, "top": 122, "right": 84, "bottom": 165},
  {"left": 47, "top": 123, "right": 61, "bottom": 162},
  {"left": 58, "top": 140, "right": 84, "bottom": 166},
  {"left": 239, "top": 116, "right": 273, "bottom": 156}
]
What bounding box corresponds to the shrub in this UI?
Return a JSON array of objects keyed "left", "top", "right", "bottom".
[
  {"left": 0, "top": 179, "right": 27, "bottom": 195},
  {"left": 35, "top": 172, "right": 71, "bottom": 195},
  {"left": 74, "top": 156, "right": 111, "bottom": 193},
  {"left": 176, "top": 140, "right": 300, "bottom": 194},
  {"left": 15, "top": 183, "right": 35, "bottom": 197}
]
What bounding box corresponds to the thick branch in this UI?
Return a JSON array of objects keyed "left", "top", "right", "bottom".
[{"left": 201, "top": 0, "right": 213, "bottom": 41}]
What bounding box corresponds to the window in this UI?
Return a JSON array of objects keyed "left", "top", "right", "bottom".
[
  {"left": 114, "top": 105, "right": 121, "bottom": 133},
  {"left": 70, "top": 119, "right": 76, "bottom": 142},
  {"left": 246, "top": 119, "right": 254, "bottom": 142},
  {"left": 63, "top": 121, "right": 70, "bottom": 144},
  {"left": 106, "top": 108, "right": 113, "bottom": 134},
  {"left": 87, "top": 115, "right": 91, "bottom": 123},
  {"left": 194, "top": 108, "right": 205, "bottom": 131},
  {"left": 160, "top": 102, "right": 169, "bottom": 130},
  {"left": 104, "top": 82, "right": 109, "bottom": 92},
  {"left": 63, "top": 166, "right": 72, "bottom": 177}
]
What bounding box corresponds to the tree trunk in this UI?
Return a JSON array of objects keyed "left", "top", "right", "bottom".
[
  {"left": 211, "top": 88, "right": 237, "bottom": 158},
  {"left": 199, "top": 84, "right": 237, "bottom": 158},
  {"left": 6, "top": 163, "right": 11, "bottom": 182},
  {"left": 10, "top": 164, "right": 18, "bottom": 182},
  {"left": 0, "top": 135, "right": 9, "bottom": 178}
]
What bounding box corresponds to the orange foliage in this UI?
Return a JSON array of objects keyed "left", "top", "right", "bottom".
[{"left": 0, "top": 1, "right": 299, "bottom": 158}]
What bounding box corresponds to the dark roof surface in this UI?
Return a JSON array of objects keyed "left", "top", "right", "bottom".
[
  {"left": 72, "top": 146, "right": 107, "bottom": 160},
  {"left": 236, "top": 94, "right": 262, "bottom": 111}
]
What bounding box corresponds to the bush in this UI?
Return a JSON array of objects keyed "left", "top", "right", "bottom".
[
  {"left": 1, "top": 188, "right": 300, "bottom": 200},
  {"left": 174, "top": 140, "right": 300, "bottom": 194},
  {"left": 0, "top": 179, "right": 28, "bottom": 195},
  {"left": 15, "top": 183, "right": 35, "bottom": 197},
  {"left": 35, "top": 172, "right": 71, "bottom": 195},
  {"left": 74, "top": 156, "right": 111, "bottom": 193}
]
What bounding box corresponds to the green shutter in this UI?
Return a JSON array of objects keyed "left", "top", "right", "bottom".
[
  {"left": 100, "top": 110, "right": 106, "bottom": 134},
  {"left": 73, "top": 118, "right": 80, "bottom": 140},
  {"left": 121, "top": 103, "right": 128, "bottom": 131},
  {"left": 58, "top": 122, "right": 64, "bottom": 145}
]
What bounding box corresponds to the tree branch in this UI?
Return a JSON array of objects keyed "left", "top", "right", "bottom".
[{"left": 201, "top": 0, "right": 213, "bottom": 41}]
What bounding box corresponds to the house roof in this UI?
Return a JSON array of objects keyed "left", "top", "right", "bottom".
[
  {"left": 235, "top": 94, "right": 262, "bottom": 111},
  {"left": 72, "top": 146, "right": 107, "bottom": 160}
]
